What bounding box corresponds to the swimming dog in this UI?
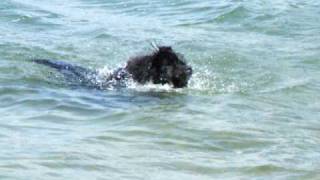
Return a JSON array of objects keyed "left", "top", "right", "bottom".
[{"left": 33, "top": 46, "right": 192, "bottom": 88}]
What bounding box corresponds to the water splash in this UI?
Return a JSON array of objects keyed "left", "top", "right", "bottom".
[{"left": 94, "top": 64, "right": 244, "bottom": 95}]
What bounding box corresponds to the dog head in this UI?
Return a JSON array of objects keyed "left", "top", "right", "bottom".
[{"left": 149, "top": 46, "right": 192, "bottom": 88}]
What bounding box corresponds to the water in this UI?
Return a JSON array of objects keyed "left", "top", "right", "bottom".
[{"left": 0, "top": 0, "right": 319, "bottom": 179}]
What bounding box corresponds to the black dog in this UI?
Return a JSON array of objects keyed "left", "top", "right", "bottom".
[{"left": 33, "top": 46, "right": 192, "bottom": 88}]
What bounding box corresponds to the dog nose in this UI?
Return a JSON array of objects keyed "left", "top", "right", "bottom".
[{"left": 186, "top": 67, "right": 192, "bottom": 76}]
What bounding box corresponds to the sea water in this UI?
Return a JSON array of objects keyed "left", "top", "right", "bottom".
[{"left": 0, "top": 0, "right": 319, "bottom": 179}]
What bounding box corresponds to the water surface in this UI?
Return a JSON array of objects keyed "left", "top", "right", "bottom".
[{"left": 0, "top": 0, "right": 320, "bottom": 179}]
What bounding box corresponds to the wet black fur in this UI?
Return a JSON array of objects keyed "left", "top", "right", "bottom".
[{"left": 33, "top": 46, "right": 192, "bottom": 88}]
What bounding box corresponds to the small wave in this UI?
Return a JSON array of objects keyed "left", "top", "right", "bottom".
[
  {"left": 260, "top": 78, "right": 312, "bottom": 94},
  {"left": 214, "top": 5, "right": 250, "bottom": 23}
]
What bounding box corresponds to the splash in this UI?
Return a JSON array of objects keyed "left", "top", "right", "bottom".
[
  {"left": 188, "top": 67, "right": 244, "bottom": 95},
  {"left": 95, "top": 65, "right": 183, "bottom": 92},
  {"left": 94, "top": 65, "right": 244, "bottom": 95}
]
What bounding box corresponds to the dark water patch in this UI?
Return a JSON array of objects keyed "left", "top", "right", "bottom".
[
  {"left": 0, "top": 163, "right": 29, "bottom": 170},
  {"left": 239, "top": 165, "right": 313, "bottom": 179}
]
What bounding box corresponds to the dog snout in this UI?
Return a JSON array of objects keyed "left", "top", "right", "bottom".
[{"left": 186, "top": 67, "right": 192, "bottom": 76}]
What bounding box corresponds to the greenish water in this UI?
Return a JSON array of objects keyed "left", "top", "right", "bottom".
[{"left": 1, "top": 0, "right": 320, "bottom": 179}]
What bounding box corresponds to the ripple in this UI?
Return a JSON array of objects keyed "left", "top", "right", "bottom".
[
  {"left": 214, "top": 6, "right": 250, "bottom": 23},
  {"left": 261, "top": 78, "right": 312, "bottom": 94}
]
